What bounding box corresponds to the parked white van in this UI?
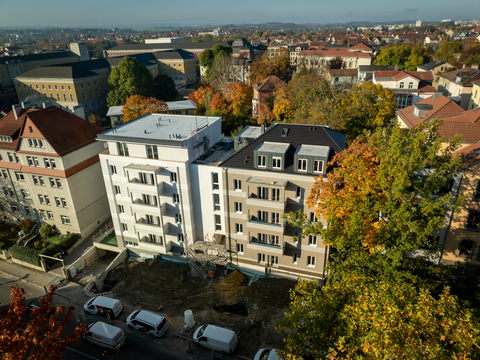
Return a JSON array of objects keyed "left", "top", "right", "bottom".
[
  {"left": 84, "top": 296, "right": 123, "bottom": 318},
  {"left": 126, "top": 310, "right": 169, "bottom": 338},
  {"left": 193, "top": 324, "right": 238, "bottom": 353},
  {"left": 84, "top": 321, "right": 126, "bottom": 350}
]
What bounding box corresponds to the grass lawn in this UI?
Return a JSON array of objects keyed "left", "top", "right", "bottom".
[{"left": 99, "top": 232, "right": 118, "bottom": 246}]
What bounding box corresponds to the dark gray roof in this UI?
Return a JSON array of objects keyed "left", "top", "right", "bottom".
[
  {"left": 418, "top": 60, "right": 446, "bottom": 71},
  {"left": 153, "top": 49, "right": 196, "bottom": 60},
  {"left": 220, "top": 123, "right": 346, "bottom": 174},
  {"left": 16, "top": 66, "right": 100, "bottom": 79},
  {"left": 52, "top": 53, "right": 158, "bottom": 72},
  {"left": 108, "top": 42, "right": 230, "bottom": 52},
  {"left": 0, "top": 51, "right": 78, "bottom": 65},
  {"left": 358, "top": 64, "right": 394, "bottom": 72}
]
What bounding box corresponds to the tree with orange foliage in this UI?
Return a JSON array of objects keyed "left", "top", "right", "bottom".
[
  {"left": 223, "top": 82, "right": 253, "bottom": 118},
  {"left": 0, "top": 284, "right": 88, "bottom": 360},
  {"left": 209, "top": 93, "right": 228, "bottom": 113},
  {"left": 122, "top": 95, "right": 168, "bottom": 123},
  {"left": 187, "top": 85, "right": 214, "bottom": 114},
  {"left": 248, "top": 49, "right": 289, "bottom": 85}
]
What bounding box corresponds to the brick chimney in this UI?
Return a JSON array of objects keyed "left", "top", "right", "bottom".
[{"left": 394, "top": 64, "right": 398, "bottom": 71}]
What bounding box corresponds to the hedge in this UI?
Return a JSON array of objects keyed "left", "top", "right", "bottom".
[
  {"left": 8, "top": 244, "right": 41, "bottom": 266},
  {"left": 0, "top": 242, "right": 5, "bottom": 250},
  {"left": 9, "top": 233, "right": 78, "bottom": 266}
]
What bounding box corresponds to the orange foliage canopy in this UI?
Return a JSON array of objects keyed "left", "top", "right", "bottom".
[
  {"left": 187, "top": 85, "right": 214, "bottom": 114},
  {"left": 0, "top": 285, "right": 88, "bottom": 360},
  {"left": 122, "top": 95, "right": 168, "bottom": 123}
]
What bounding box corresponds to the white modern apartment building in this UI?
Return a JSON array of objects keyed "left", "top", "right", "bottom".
[{"left": 96, "top": 114, "right": 224, "bottom": 256}]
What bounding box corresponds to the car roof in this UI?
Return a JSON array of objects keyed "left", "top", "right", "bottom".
[
  {"left": 90, "top": 321, "right": 122, "bottom": 337},
  {"left": 91, "top": 296, "right": 120, "bottom": 307},
  {"left": 134, "top": 310, "right": 164, "bottom": 326},
  {"left": 203, "top": 325, "right": 236, "bottom": 342}
]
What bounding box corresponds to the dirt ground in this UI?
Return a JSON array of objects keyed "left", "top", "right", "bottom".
[{"left": 100, "top": 260, "right": 297, "bottom": 357}]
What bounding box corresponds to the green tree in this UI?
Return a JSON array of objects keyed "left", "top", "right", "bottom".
[
  {"left": 152, "top": 74, "right": 178, "bottom": 101},
  {"left": 374, "top": 44, "right": 430, "bottom": 70},
  {"left": 434, "top": 40, "right": 463, "bottom": 64},
  {"left": 199, "top": 49, "right": 214, "bottom": 68},
  {"left": 107, "top": 57, "right": 153, "bottom": 106},
  {"left": 202, "top": 34, "right": 214, "bottom": 42},
  {"left": 39, "top": 223, "right": 54, "bottom": 239}
]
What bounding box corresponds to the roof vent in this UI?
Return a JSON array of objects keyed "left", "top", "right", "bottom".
[
  {"left": 144, "top": 130, "right": 147, "bottom": 134},
  {"left": 309, "top": 126, "right": 316, "bottom": 130}
]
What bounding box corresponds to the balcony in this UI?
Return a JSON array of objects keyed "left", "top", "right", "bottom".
[
  {"left": 132, "top": 198, "right": 160, "bottom": 208},
  {"left": 245, "top": 193, "right": 286, "bottom": 210},
  {"left": 247, "top": 235, "right": 283, "bottom": 255},
  {"left": 128, "top": 179, "right": 164, "bottom": 194},
  {"left": 247, "top": 215, "right": 286, "bottom": 234},
  {"left": 139, "top": 237, "right": 172, "bottom": 254},
  {"left": 136, "top": 217, "right": 161, "bottom": 227}
]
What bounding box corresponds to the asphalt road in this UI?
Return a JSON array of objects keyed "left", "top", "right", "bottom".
[{"left": 1, "top": 274, "right": 235, "bottom": 360}]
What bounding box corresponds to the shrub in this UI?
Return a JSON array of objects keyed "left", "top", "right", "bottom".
[
  {"left": 8, "top": 244, "right": 40, "bottom": 266},
  {"left": 39, "top": 233, "right": 78, "bottom": 257},
  {"left": 19, "top": 219, "right": 35, "bottom": 233},
  {"left": 0, "top": 241, "right": 5, "bottom": 249},
  {"left": 39, "top": 223, "right": 55, "bottom": 239}
]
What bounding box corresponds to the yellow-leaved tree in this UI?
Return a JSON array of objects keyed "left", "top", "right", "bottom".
[{"left": 122, "top": 95, "right": 168, "bottom": 123}]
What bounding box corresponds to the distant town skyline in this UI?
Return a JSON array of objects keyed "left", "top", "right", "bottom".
[{"left": 0, "top": 0, "right": 477, "bottom": 29}]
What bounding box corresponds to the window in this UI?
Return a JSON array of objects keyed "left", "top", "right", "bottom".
[
  {"left": 43, "top": 92, "right": 47, "bottom": 100},
  {"left": 63, "top": 94, "right": 67, "bottom": 101},
  {"left": 258, "top": 253, "right": 266, "bottom": 263},
  {"left": 308, "top": 235, "right": 317, "bottom": 246},
  {"left": 83, "top": 92, "right": 87, "bottom": 100},
  {"left": 44, "top": 196, "right": 50, "bottom": 205},
  {"left": 11, "top": 204, "right": 19, "bottom": 213},
  {"left": 294, "top": 232, "right": 300, "bottom": 244},
  {"left": 81, "top": 83, "right": 84, "bottom": 89},
  {"left": 176, "top": 213, "right": 182, "bottom": 223},
  {"left": 50, "top": 159, "right": 56, "bottom": 169},
  {"left": 145, "top": 144, "right": 159, "bottom": 159},
  {"left": 215, "top": 214, "right": 221, "bottom": 231},
  {"left": 68, "top": 85, "right": 71, "bottom": 91},
  {"left": 271, "top": 189, "right": 280, "bottom": 201},
  {"left": 55, "top": 197, "right": 61, "bottom": 206},
  {"left": 235, "top": 223, "right": 243, "bottom": 234},
  {"left": 24, "top": 206, "right": 31, "bottom": 215},
  {"left": 38, "top": 195, "right": 44, "bottom": 204},
  {"left": 257, "top": 187, "right": 268, "bottom": 200},
  {"left": 293, "top": 253, "right": 298, "bottom": 264},
  {"left": 258, "top": 211, "right": 268, "bottom": 222},
  {"left": 313, "top": 160, "right": 323, "bottom": 173},
  {"left": 170, "top": 172, "right": 177, "bottom": 182},
  {"left": 15, "top": 172, "right": 25, "bottom": 181},
  {"left": 213, "top": 193, "right": 220, "bottom": 211},
  {"left": 271, "top": 213, "right": 280, "bottom": 224},
  {"left": 45, "top": 211, "right": 53, "bottom": 219},
  {"left": 121, "top": 223, "right": 128, "bottom": 232},
  {"left": 48, "top": 84, "right": 51, "bottom": 90},
  {"left": 466, "top": 211, "right": 480, "bottom": 231},
  {"left": 8, "top": 188, "right": 14, "bottom": 196},
  {"left": 54, "top": 85, "right": 58, "bottom": 90},
  {"left": 118, "top": 205, "right": 124, "bottom": 213},
  {"left": 56, "top": 179, "right": 61, "bottom": 188},
  {"left": 234, "top": 201, "right": 243, "bottom": 213},
  {"left": 1, "top": 170, "right": 6, "bottom": 178},
  {"left": 307, "top": 256, "right": 316, "bottom": 267},
  {"left": 237, "top": 243, "right": 244, "bottom": 254},
  {"left": 88, "top": 82, "right": 91, "bottom": 88},
  {"left": 257, "top": 155, "right": 266, "bottom": 167},
  {"left": 27, "top": 156, "right": 33, "bottom": 166},
  {"left": 234, "top": 179, "right": 242, "bottom": 191},
  {"left": 297, "top": 159, "right": 307, "bottom": 171},
  {"left": 271, "top": 235, "right": 279, "bottom": 245},
  {"left": 8, "top": 153, "right": 14, "bottom": 162},
  {"left": 2, "top": 187, "right": 7, "bottom": 196},
  {"left": 32, "top": 175, "right": 39, "bottom": 185},
  {"left": 272, "top": 157, "right": 282, "bottom": 169},
  {"left": 142, "top": 194, "right": 157, "bottom": 206},
  {"left": 94, "top": 81, "right": 98, "bottom": 86},
  {"left": 61, "top": 198, "right": 67, "bottom": 207},
  {"left": 44, "top": 158, "right": 51, "bottom": 168},
  {"left": 258, "top": 233, "right": 268, "bottom": 243},
  {"left": 408, "top": 82, "right": 413, "bottom": 89},
  {"left": 139, "top": 172, "right": 154, "bottom": 185},
  {"left": 457, "top": 239, "right": 475, "bottom": 258},
  {"left": 399, "top": 82, "right": 405, "bottom": 89},
  {"left": 474, "top": 181, "right": 480, "bottom": 200},
  {"left": 271, "top": 256, "right": 279, "bottom": 265},
  {"left": 296, "top": 186, "right": 302, "bottom": 198},
  {"left": 114, "top": 185, "right": 121, "bottom": 195},
  {"left": 110, "top": 165, "right": 117, "bottom": 175},
  {"left": 212, "top": 173, "right": 219, "bottom": 190},
  {"left": 20, "top": 189, "right": 30, "bottom": 198},
  {"left": 38, "top": 176, "right": 44, "bottom": 186},
  {"left": 117, "top": 142, "right": 129, "bottom": 156},
  {"left": 310, "top": 212, "right": 319, "bottom": 223},
  {"left": 56, "top": 93, "right": 60, "bottom": 101}
]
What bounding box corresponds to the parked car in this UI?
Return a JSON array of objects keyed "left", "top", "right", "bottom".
[
  {"left": 126, "top": 310, "right": 169, "bottom": 338},
  {"left": 27, "top": 298, "right": 55, "bottom": 315},
  {"left": 254, "top": 348, "right": 279, "bottom": 360},
  {"left": 84, "top": 321, "right": 126, "bottom": 350},
  {"left": 83, "top": 296, "right": 123, "bottom": 318},
  {"left": 193, "top": 324, "right": 238, "bottom": 353}
]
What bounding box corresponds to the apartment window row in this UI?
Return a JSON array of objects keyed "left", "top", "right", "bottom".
[
  {"left": 7, "top": 152, "right": 20, "bottom": 163},
  {"left": 257, "top": 253, "right": 279, "bottom": 266},
  {"left": 256, "top": 187, "right": 281, "bottom": 201},
  {"left": 27, "top": 156, "right": 56, "bottom": 169},
  {"left": 38, "top": 195, "right": 67, "bottom": 208},
  {"left": 27, "top": 139, "right": 44, "bottom": 148},
  {"left": 257, "top": 233, "right": 280, "bottom": 245},
  {"left": 297, "top": 159, "right": 323, "bottom": 173}
]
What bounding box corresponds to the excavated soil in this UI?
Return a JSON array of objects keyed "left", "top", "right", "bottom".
[{"left": 103, "top": 260, "right": 296, "bottom": 357}]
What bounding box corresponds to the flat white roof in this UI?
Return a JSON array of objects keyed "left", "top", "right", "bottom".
[
  {"left": 100, "top": 114, "right": 221, "bottom": 142},
  {"left": 106, "top": 100, "right": 197, "bottom": 117},
  {"left": 256, "top": 142, "right": 290, "bottom": 154},
  {"left": 237, "top": 126, "right": 262, "bottom": 139},
  {"left": 296, "top": 144, "right": 330, "bottom": 157}
]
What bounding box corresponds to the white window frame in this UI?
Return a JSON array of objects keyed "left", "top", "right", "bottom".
[
  {"left": 214, "top": 214, "right": 222, "bottom": 231},
  {"left": 307, "top": 256, "right": 316, "bottom": 267},
  {"left": 234, "top": 201, "right": 243, "bottom": 213},
  {"left": 308, "top": 235, "right": 317, "bottom": 246},
  {"left": 298, "top": 159, "right": 307, "bottom": 172},
  {"left": 258, "top": 253, "right": 266, "bottom": 263},
  {"left": 236, "top": 243, "right": 244, "bottom": 254},
  {"left": 121, "top": 223, "right": 128, "bottom": 232},
  {"left": 213, "top": 193, "right": 220, "bottom": 211},
  {"left": 313, "top": 160, "right": 323, "bottom": 173},
  {"left": 257, "top": 155, "right": 266, "bottom": 168},
  {"left": 272, "top": 157, "right": 282, "bottom": 169},
  {"left": 61, "top": 215, "right": 71, "bottom": 225},
  {"left": 293, "top": 253, "right": 298, "bottom": 264},
  {"left": 235, "top": 223, "right": 243, "bottom": 234},
  {"left": 212, "top": 172, "right": 219, "bottom": 190},
  {"left": 234, "top": 179, "right": 242, "bottom": 191}
]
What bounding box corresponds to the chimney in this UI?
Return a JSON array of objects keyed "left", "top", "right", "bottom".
[
  {"left": 394, "top": 64, "right": 398, "bottom": 71},
  {"left": 261, "top": 122, "right": 265, "bottom": 134},
  {"left": 12, "top": 104, "right": 22, "bottom": 120}
]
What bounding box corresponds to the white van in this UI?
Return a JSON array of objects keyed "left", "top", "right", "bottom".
[
  {"left": 126, "top": 310, "right": 169, "bottom": 338},
  {"left": 84, "top": 296, "right": 123, "bottom": 318},
  {"left": 84, "top": 321, "right": 126, "bottom": 350},
  {"left": 254, "top": 348, "right": 279, "bottom": 360},
  {"left": 193, "top": 324, "right": 238, "bottom": 353}
]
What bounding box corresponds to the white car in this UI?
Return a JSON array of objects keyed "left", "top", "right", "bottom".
[
  {"left": 126, "top": 310, "right": 169, "bottom": 338},
  {"left": 254, "top": 348, "right": 279, "bottom": 360}
]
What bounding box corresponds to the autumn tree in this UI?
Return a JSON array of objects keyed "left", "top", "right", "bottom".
[
  {"left": 152, "top": 74, "right": 178, "bottom": 101},
  {"left": 122, "top": 95, "right": 168, "bottom": 122},
  {"left": 374, "top": 44, "right": 431, "bottom": 70},
  {"left": 0, "top": 285, "right": 88, "bottom": 360},
  {"left": 107, "top": 56, "right": 153, "bottom": 106},
  {"left": 434, "top": 40, "right": 463, "bottom": 65},
  {"left": 224, "top": 82, "right": 253, "bottom": 118},
  {"left": 88, "top": 113, "right": 102, "bottom": 127},
  {"left": 248, "top": 49, "right": 290, "bottom": 84},
  {"left": 328, "top": 56, "right": 343, "bottom": 70},
  {"left": 187, "top": 85, "right": 214, "bottom": 114},
  {"left": 459, "top": 43, "right": 480, "bottom": 67}
]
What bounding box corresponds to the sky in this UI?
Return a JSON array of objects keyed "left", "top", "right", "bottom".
[{"left": 0, "top": 0, "right": 478, "bottom": 28}]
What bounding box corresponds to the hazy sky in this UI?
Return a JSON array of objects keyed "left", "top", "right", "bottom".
[{"left": 0, "top": 0, "right": 477, "bottom": 28}]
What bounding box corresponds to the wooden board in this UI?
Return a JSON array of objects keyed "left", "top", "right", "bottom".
[{"left": 85, "top": 253, "right": 98, "bottom": 267}]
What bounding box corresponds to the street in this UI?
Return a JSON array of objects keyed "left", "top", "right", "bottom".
[{"left": 0, "top": 273, "right": 238, "bottom": 360}]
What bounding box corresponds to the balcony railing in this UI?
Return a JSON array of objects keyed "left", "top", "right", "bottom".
[
  {"left": 249, "top": 235, "right": 281, "bottom": 248},
  {"left": 132, "top": 198, "right": 159, "bottom": 207},
  {"left": 140, "top": 236, "right": 165, "bottom": 246},
  {"left": 248, "top": 215, "right": 286, "bottom": 228},
  {"left": 136, "top": 218, "right": 161, "bottom": 227}
]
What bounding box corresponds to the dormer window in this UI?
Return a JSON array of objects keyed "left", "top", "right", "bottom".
[
  {"left": 313, "top": 160, "right": 323, "bottom": 173},
  {"left": 399, "top": 82, "right": 405, "bottom": 89},
  {"left": 298, "top": 159, "right": 307, "bottom": 171},
  {"left": 272, "top": 157, "right": 282, "bottom": 169},
  {"left": 257, "top": 155, "right": 266, "bottom": 167}
]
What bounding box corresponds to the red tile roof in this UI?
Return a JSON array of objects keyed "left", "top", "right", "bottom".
[
  {"left": 374, "top": 70, "right": 433, "bottom": 82},
  {"left": 452, "top": 141, "right": 480, "bottom": 167},
  {"left": 347, "top": 43, "right": 374, "bottom": 52},
  {"left": 0, "top": 106, "right": 104, "bottom": 156},
  {"left": 298, "top": 48, "right": 375, "bottom": 59},
  {"left": 253, "top": 75, "right": 286, "bottom": 92},
  {"left": 328, "top": 69, "right": 358, "bottom": 76},
  {"left": 439, "top": 67, "right": 480, "bottom": 87}
]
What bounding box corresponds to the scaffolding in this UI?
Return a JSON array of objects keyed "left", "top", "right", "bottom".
[{"left": 185, "top": 233, "right": 228, "bottom": 279}]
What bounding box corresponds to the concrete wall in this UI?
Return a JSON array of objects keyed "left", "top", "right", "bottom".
[
  {"left": 95, "top": 249, "right": 128, "bottom": 291},
  {"left": 67, "top": 245, "right": 97, "bottom": 278}
]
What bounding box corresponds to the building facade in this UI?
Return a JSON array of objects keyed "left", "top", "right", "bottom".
[{"left": 0, "top": 104, "right": 109, "bottom": 237}]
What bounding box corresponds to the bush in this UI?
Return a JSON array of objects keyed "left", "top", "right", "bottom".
[
  {"left": 8, "top": 244, "right": 40, "bottom": 266},
  {"left": 0, "top": 241, "right": 5, "bottom": 249},
  {"left": 19, "top": 219, "right": 35, "bottom": 233},
  {"left": 39, "top": 233, "right": 78, "bottom": 257},
  {"left": 39, "top": 223, "right": 55, "bottom": 239}
]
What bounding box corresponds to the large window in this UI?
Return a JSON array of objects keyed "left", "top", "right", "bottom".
[
  {"left": 298, "top": 159, "right": 307, "bottom": 171},
  {"left": 258, "top": 253, "right": 266, "bottom": 263},
  {"left": 234, "top": 179, "right": 242, "bottom": 191},
  {"left": 272, "top": 157, "right": 282, "bottom": 169},
  {"left": 307, "top": 256, "right": 316, "bottom": 267},
  {"left": 146, "top": 145, "right": 158, "bottom": 159},
  {"left": 271, "top": 212, "right": 280, "bottom": 224},
  {"left": 466, "top": 211, "right": 480, "bottom": 231},
  {"left": 474, "top": 181, "right": 480, "bottom": 200},
  {"left": 212, "top": 173, "right": 219, "bottom": 190},
  {"left": 258, "top": 233, "right": 268, "bottom": 243},
  {"left": 308, "top": 235, "right": 317, "bottom": 246},
  {"left": 257, "top": 155, "right": 266, "bottom": 167},
  {"left": 117, "top": 142, "right": 129, "bottom": 156},
  {"left": 258, "top": 211, "right": 268, "bottom": 222},
  {"left": 213, "top": 194, "right": 220, "bottom": 211},
  {"left": 257, "top": 187, "right": 268, "bottom": 200},
  {"left": 214, "top": 214, "right": 221, "bottom": 231},
  {"left": 235, "top": 223, "right": 243, "bottom": 234},
  {"left": 457, "top": 239, "right": 475, "bottom": 258},
  {"left": 313, "top": 160, "right": 323, "bottom": 173},
  {"left": 271, "top": 188, "right": 280, "bottom": 201},
  {"left": 61, "top": 216, "right": 71, "bottom": 225},
  {"left": 396, "top": 95, "right": 413, "bottom": 109},
  {"left": 234, "top": 202, "right": 243, "bottom": 213}
]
